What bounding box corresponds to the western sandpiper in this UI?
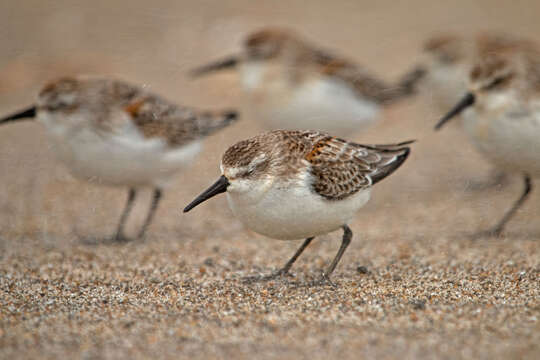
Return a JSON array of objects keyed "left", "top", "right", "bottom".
[
  {"left": 190, "top": 28, "right": 420, "bottom": 137},
  {"left": 435, "top": 46, "right": 540, "bottom": 236},
  {"left": 1, "top": 76, "right": 238, "bottom": 241},
  {"left": 407, "top": 32, "right": 533, "bottom": 109},
  {"left": 183, "top": 130, "right": 412, "bottom": 280},
  {"left": 404, "top": 32, "right": 536, "bottom": 189}
]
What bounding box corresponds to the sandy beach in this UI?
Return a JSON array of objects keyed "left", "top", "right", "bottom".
[{"left": 0, "top": 1, "right": 539, "bottom": 358}]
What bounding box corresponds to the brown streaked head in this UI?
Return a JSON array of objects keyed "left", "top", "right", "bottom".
[
  {"left": 221, "top": 135, "right": 272, "bottom": 180},
  {"left": 2, "top": 77, "right": 87, "bottom": 125},
  {"left": 37, "top": 77, "right": 83, "bottom": 113},
  {"left": 469, "top": 56, "right": 516, "bottom": 92},
  {"left": 435, "top": 53, "right": 518, "bottom": 130},
  {"left": 244, "top": 28, "right": 294, "bottom": 61},
  {"left": 189, "top": 28, "right": 297, "bottom": 77}
]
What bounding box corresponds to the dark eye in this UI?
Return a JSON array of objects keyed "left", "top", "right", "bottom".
[
  {"left": 45, "top": 101, "right": 70, "bottom": 111},
  {"left": 485, "top": 75, "right": 510, "bottom": 90},
  {"left": 438, "top": 53, "right": 457, "bottom": 64},
  {"left": 248, "top": 47, "right": 265, "bottom": 60}
]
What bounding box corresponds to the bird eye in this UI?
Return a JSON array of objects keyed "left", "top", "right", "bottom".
[
  {"left": 485, "top": 75, "right": 510, "bottom": 90},
  {"left": 438, "top": 53, "right": 457, "bottom": 64},
  {"left": 45, "top": 101, "right": 71, "bottom": 111}
]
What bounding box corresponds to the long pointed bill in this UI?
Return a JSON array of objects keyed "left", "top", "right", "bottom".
[
  {"left": 189, "top": 56, "right": 239, "bottom": 77},
  {"left": 183, "top": 175, "right": 230, "bottom": 212},
  {"left": 435, "top": 92, "right": 475, "bottom": 130},
  {"left": 0, "top": 106, "right": 37, "bottom": 125}
]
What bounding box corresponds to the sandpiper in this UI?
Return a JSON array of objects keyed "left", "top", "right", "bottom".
[
  {"left": 1, "top": 76, "right": 238, "bottom": 241},
  {"left": 406, "top": 32, "right": 533, "bottom": 109},
  {"left": 190, "top": 28, "right": 420, "bottom": 137},
  {"left": 404, "top": 32, "right": 536, "bottom": 189},
  {"left": 184, "top": 129, "right": 412, "bottom": 280},
  {"left": 435, "top": 46, "right": 540, "bottom": 236}
]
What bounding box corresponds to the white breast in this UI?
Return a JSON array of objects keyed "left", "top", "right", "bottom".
[
  {"left": 239, "top": 63, "right": 380, "bottom": 137},
  {"left": 225, "top": 174, "right": 371, "bottom": 240},
  {"left": 38, "top": 112, "right": 201, "bottom": 188},
  {"left": 462, "top": 100, "right": 540, "bottom": 177}
]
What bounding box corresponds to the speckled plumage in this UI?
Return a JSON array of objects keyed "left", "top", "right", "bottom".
[
  {"left": 242, "top": 28, "right": 411, "bottom": 104},
  {"left": 191, "top": 28, "right": 416, "bottom": 136},
  {"left": 435, "top": 44, "right": 540, "bottom": 236},
  {"left": 1, "top": 76, "right": 238, "bottom": 241},
  {"left": 38, "top": 77, "right": 237, "bottom": 146},
  {"left": 221, "top": 130, "right": 411, "bottom": 200},
  {"left": 185, "top": 129, "right": 412, "bottom": 278}
]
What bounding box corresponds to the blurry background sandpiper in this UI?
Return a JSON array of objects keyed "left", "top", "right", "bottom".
[
  {"left": 0, "top": 76, "right": 238, "bottom": 241},
  {"left": 403, "top": 32, "right": 538, "bottom": 189},
  {"left": 434, "top": 42, "right": 540, "bottom": 237},
  {"left": 190, "top": 27, "right": 420, "bottom": 137}
]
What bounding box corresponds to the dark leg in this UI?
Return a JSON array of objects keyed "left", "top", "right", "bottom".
[
  {"left": 322, "top": 225, "right": 352, "bottom": 279},
  {"left": 136, "top": 188, "right": 162, "bottom": 239},
  {"left": 477, "top": 174, "right": 532, "bottom": 237},
  {"left": 271, "top": 237, "right": 314, "bottom": 277},
  {"left": 113, "top": 188, "right": 136, "bottom": 241}
]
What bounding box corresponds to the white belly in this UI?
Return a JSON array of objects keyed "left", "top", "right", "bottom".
[
  {"left": 240, "top": 64, "right": 380, "bottom": 137},
  {"left": 463, "top": 108, "right": 540, "bottom": 177},
  {"left": 226, "top": 178, "right": 371, "bottom": 240},
  {"left": 44, "top": 123, "right": 201, "bottom": 188}
]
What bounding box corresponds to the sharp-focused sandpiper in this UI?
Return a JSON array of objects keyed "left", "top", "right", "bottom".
[
  {"left": 1, "top": 76, "right": 238, "bottom": 241},
  {"left": 190, "top": 28, "right": 420, "bottom": 137},
  {"left": 184, "top": 129, "right": 412, "bottom": 280}
]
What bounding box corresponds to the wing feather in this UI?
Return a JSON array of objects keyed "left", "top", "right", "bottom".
[
  {"left": 114, "top": 80, "right": 237, "bottom": 146},
  {"left": 308, "top": 48, "right": 409, "bottom": 104},
  {"left": 305, "top": 134, "right": 412, "bottom": 200}
]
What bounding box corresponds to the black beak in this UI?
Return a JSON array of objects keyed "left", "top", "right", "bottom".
[
  {"left": 435, "top": 92, "right": 475, "bottom": 130},
  {"left": 183, "top": 175, "right": 230, "bottom": 212},
  {"left": 0, "top": 106, "right": 37, "bottom": 125},
  {"left": 189, "top": 56, "right": 239, "bottom": 77}
]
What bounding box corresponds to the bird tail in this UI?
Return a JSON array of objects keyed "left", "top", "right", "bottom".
[
  {"left": 196, "top": 110, "right": 239, "bottom": 137},
  {"left": 380, "top": 66, "right": 427, "bottom": 104},
  {"left": 366, "top": 140, "right": 414, "bottom": 185}
]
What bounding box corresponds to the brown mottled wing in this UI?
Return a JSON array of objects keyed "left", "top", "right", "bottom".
[
  {"left": 122, "top": 87, "right": 237, "bottom": 146},
  {"left": 306, "top": 136, "right": 412, "bottom": 200},
  {"left": 310, "top": 48, "right": 403, "bottom": 104}
]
